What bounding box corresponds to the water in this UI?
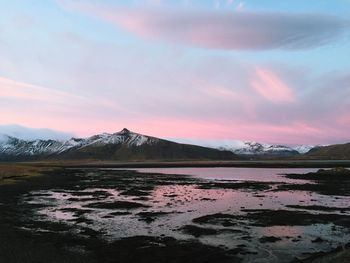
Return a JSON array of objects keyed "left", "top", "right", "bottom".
[
  {"left": 20, "top": 167, "right": 350, "bottom": 263},
  {"left": 133, "top": 167, "right": 318, "bottom": 182}
]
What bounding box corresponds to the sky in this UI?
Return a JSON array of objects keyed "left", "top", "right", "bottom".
[{"left": 0, "top": 0, "right": 349, "bottom": 145}]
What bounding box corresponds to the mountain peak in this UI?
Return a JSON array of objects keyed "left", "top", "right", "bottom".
[{"left": 119, "top": 128, "right": 131, "bottom": 134}]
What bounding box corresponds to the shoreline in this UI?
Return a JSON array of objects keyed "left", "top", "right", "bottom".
[{"left": 12, "top": 159, "right": 350, "bottom": 169}]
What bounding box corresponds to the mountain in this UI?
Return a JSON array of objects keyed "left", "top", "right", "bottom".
[
  {"left": 171, "top": 139, "right": 314, "bottom": 156},
  {"left": 304, "top": 143, "right": 350, "bottom": 160},
  {"left": 0, "top": 128, "right": 237, "bottom": 161},
  {"left": 291, "top": 145, "right": 315, "bottom": 154},
  {"left": 223, "top": 141, "right": 299, "bottom": 156}
]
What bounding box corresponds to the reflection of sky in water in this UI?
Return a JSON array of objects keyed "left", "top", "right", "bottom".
[
  {"left": 21, "top": 168, "right": 350, "bottom": 263},
  {"left": 132, "top": 167, "right": 319, "bottom": 182}
]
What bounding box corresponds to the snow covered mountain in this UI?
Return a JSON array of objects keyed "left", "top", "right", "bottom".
[
  {"left": 226, "top": 141, "right": 314, "bottom": 156},
  {"left": 171, "top": 139, "right": 314, "bottom": 156},
  {"left": 291, "top": 145, "right": 315, "bottom": 154},
  {"left": 0, "top": 129, "right": 158, "bottom": 158},
  {"left": 0, "top": 128, "right": 235, "bottom": 161}
]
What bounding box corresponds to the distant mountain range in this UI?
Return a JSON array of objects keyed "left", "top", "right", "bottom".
[
  {"left": 228, "top": 142, "right": 313, "bottom": 156},
  {"left": 0, "top": 128, "right": 348, "bottom": 161},
  {"left": 0, "top": 128, "right": 236, "bottom": 161},
  {"left": 173, "top": 139, "right": 314, "bottom": 156}
]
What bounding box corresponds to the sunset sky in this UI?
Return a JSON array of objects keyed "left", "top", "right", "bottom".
[{"left": 1, "top": 0, "right": 350, "bottom": 144}]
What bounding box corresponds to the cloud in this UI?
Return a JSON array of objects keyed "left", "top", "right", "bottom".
[
  {"left": 60, "top": 1, "right": 350, "bottom": 50},
  {"left": 0, "top": 124, "right": 74, "bottom": 141},
  {"left": 0, "top": 75, "right": 127, "bottom": 114},
  {"left": 0, "top": 76, "right": 83, "bottom": 103},
  {"left": 0, "top": 75, "right": 132, "bottom": 135},
  {"left": 251, "top": 67, "right": 295, "bottom": 103}
]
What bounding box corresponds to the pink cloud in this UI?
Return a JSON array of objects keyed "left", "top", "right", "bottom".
[
  {"left": 192, "top": 78, "right": 241, "bottom": 100},
  {"left": 0, "top": 76, "right": 127, "bottom": 112},
  {"left": 251, "top": 67, "right": 295, "bottom": 103},
  {"left": 58, "top": 1, "right": 350, "bottom": 50},
  {"left": 190, "top": 77, "right": 257, "bottom": 118},
  {"left": 0, "top": 76, "right": 77, "bottom": 102}
]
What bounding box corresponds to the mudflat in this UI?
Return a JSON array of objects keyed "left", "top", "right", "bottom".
[{"left": 0, "top": 165, "right": 349, "bottom": 263}]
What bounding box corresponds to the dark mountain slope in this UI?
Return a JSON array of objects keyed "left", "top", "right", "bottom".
[{"left": 305, "top": 143, "right": 350, "bottom": 160}]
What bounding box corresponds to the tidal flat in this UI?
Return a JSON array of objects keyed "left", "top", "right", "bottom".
[{"left": 0, "top": 167, "right": 349, "bottom": 263}]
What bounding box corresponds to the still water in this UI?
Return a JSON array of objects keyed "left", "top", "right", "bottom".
[{"left": 133, "top": 167, "right": 318, "bottom": 182}]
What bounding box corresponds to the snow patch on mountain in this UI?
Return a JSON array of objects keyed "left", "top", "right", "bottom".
[
  {"left": 291, "top": 145, "right": 315, "bottom": 154},
  {"left": 76, "top": 129, "right": 158, "bottom": 149}
]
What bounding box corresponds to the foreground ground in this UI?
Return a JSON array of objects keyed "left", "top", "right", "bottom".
[
  {"left": 0, "top": 163, "right": 349, "bottom": 262},
  {"left": 0, "top": 166, "right": 240, "bottom": 263}
]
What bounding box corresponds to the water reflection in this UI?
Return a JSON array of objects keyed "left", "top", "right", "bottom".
[{"left": 133, "top": 167, "right": 318, "bottom": 182}]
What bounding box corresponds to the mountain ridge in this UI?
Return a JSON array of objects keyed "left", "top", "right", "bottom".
[
  {"left": 171, "top": 138, "right": 315, "bottom": 156},
  {"left": 0, "top": 128, "right": 237, "bottom": 161},
  {"left": 4, "top": 128, "right": 344, "bottom": 161}
]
